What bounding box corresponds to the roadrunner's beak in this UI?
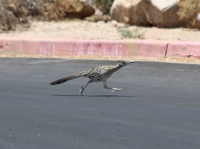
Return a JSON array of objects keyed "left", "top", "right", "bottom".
[{"left": 126, "top": 61, "right": 135, "bottom": 65}]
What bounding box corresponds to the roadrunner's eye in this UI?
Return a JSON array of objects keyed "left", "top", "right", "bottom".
[
  {"left": 118, "top": 60, "right": 122, "bottom": 64},
  {"left": 118, "top": 60, "right": 126, "bottom": 65}
]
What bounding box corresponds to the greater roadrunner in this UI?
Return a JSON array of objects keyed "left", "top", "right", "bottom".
[{"left": 50, "top": 60, "right": 134, "bottom": 95}]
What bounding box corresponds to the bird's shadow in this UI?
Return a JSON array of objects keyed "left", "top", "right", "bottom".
[{"left": 52, "top": 94, "right": 136, "bottom": 98}]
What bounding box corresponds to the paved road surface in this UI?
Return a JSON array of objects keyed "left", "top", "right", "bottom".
[{"left": 0, "top": 58, "right": 200, "bottom": 149}]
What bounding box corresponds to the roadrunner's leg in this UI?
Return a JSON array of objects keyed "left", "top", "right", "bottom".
[
  {"left": 103, "top": 78, "right": 122, "bottom": 92},
  {"left": 79, "top": 80, "right": 93, "bottom": 96}
]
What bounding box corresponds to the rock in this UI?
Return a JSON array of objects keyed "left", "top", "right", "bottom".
[
  {"left": 84, "top": 15, "right": 111, "bottom": 22},
  {"left": 72, "top": 0, "right": 95, "bottom": 18},
  {"left": 44, "top": 0, "right": 95, "bottom": 19},
  {"left": 197, "top": 13, "right": 200, "bottom": 21},
  {"left": 81, "top": 0, "right": 105, "bottom": 16},
  {"left": 110, "top": 0, "right": 181, "bottom": 28},
  {"left": 0, "top": 0, "right": 95, "bottom": 31},
  {"left": 41, "top": 0, "right": 96, "bottom": 20},
  {"left": 110, "top": 20, "right": 128, "bottom": 27}
]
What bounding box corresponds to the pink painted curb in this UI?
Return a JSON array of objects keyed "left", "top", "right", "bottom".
[
  {"left": 167, "top": 41, "right": 200, "bottom": 58},
  {"left": 0, "top": 37, "right": 200, "bottom": 62},
  {"left": 0, "top": 38, "right": 167, "bottom": 59}
]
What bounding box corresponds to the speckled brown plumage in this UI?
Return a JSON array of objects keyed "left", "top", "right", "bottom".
[{"left": 50, "top": 60, "right": 134, "bottom": 95}]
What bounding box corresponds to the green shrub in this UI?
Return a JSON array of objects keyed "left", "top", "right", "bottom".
[
  {"left": 117, "top": 27, "right": 132, "bottom": 38},
  {"left": 117, "top": 27, "right": 145, "bottom": 39}
]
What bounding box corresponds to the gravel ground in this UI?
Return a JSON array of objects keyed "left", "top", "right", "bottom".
[{"left": 0, "top": 20, "right": 200, "bottom": 41}]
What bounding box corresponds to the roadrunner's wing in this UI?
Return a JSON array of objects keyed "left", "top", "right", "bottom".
[{"left": 85, "top": 66, "right": 115, "bottom": 78}]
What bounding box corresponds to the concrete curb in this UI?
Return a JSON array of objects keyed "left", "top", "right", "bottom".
[{"left": 0, "top": 37, "right": 200, "bottom": 63}]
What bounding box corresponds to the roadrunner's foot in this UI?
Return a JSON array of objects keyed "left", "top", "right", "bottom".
[
  {"left": 79, "top": 86, "right": 84, "bottom": 96},
  {"left": 111, "top": 88, "right": 122, "bottom": 92}
]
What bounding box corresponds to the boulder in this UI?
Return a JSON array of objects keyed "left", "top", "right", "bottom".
[
  {"left": 43, "top": 0, "right": 95, "bottom": 19},
  {"left": 0, "top": 0, "right": 95, "bottom": 31},
  {"left": 110, "top": 0, "right": 181, "bottom": 28},
  {"left": 66, "top": 0, "right": 95, "bottom": 18}
]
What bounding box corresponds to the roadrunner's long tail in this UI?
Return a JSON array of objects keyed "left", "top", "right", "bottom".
[{"left": 50, "top": 71, "right": 86, "bottom": 85}]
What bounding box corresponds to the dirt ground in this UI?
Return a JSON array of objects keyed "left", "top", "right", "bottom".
[{"left": 0, "top": 20, "right": 200, "bottom": 42}]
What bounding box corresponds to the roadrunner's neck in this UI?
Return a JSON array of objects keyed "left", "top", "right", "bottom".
[{"left": 112, "top": 63, "right": 126, "bottom": 72}]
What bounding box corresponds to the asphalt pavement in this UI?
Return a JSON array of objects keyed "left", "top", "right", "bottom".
[{"left": 0, "top": 58, "right": 200, "bottom": 149}]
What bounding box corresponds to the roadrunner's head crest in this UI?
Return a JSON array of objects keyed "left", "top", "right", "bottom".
[{"left": 117, "top": 60, "right": 134, "bottom": 66}]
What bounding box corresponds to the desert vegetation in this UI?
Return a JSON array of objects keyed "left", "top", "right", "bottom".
[{"left": 0, "top": 0, "right": 200, "bottom": 31}]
